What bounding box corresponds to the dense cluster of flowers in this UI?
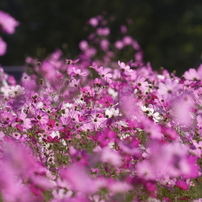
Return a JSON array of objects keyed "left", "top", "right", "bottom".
[{"left": 1, "top": 13, "right": 202, "bottom": 202}]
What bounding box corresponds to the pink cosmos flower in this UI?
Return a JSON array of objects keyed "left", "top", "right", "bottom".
[
  {"left": 69, "top": 77, "right": 80, "bottom": 88},
  {"left": 15, "top": 111, "right": 32, "bottom": 130},
  {"left": 1, "top": 110, "right": 16, "bottom": 126},
  {"left": 97, "top": 66, "right": 112, "bottom": 83},
  {"left": 0, "top": 37, "right": 7, "bottom": 56},
  {"left": 118, "top": 60, "right": 133, "bottom": 74},
  {"left": 85, "top": 110, "right": 107, "bottom": 131},
  {"left": 35, "top": 110, "right": 49, "bottom": 125},
  {"left": 158, "top": 78, "right": 179, "bottom": 99},
  {"left": 70, "top": 67, "right": 88, "bottom": 77},
  {"left": 184, "top": 68, "right": 202, "bottom": 81},
  {"left": 0, "top": 10, "right": 19, "bottom": 34},
  {"left": 1, "top": 85, "right": 25, "bottom": 97}
]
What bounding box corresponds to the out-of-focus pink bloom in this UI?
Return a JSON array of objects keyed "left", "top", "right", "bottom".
[
  {"left": 59, "top": 163, "right": 101, "bottom": 194},
  {"left": 107, "top": 179, "right": 132, "bottom": 193},
  {"left": 118, "top": 140, "right": 141, "bottom": 156},
  {"left": 79, "top": 40, "right": 89, "bottom": 51},
  {"left": 132, "top": 40, "right": 140, "bottom": 50},
  {"left": 171, "top": 92, "right": 195, "bottom": 127},
  {"left": 120, "top": 25, "right": 127, "bottom": 34},
  {"left": 0, "top": 131, "right": 5, "bottom": 141},
  {"left": 118, "top": 84, "right": 141, "bottom": 120},
  {"left": 0, "top": 37, "right": 7, "bottom": 56},
  {"left": 114, "top": 40, "right": 124, "bottom": 49},
  {"left": 100, "top": 147, "right": 122, "bottom": 167},
  {"left": 136, "top": 141, "right": 199, "bottom": 180},
  {"left": 84, "top": 47, "right": 97, "bottom": 57},
  {"left": 100, "top": 39, "right": 109, "bottom": 51},
  {"left": 122, "top": 36, "right": 133, "bottom": 46},
  {"left": 96, "top": 27, "right": 110, "bottom": 36},
  {"left": 0, "top": 140, "right": 54, "bottom": 201},
  {"left": 0, "top": 10, "right": 19, "bottom": 34},
  {"left": 89, "top": 17, "right": 99, "bottom": 27},
  {"left": 135, "top": 51, "right": 143, "bottom": 62}
]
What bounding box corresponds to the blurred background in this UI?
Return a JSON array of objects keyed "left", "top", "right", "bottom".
[{"left": 1, "top": 0, "right": 202, "bottom": 77}]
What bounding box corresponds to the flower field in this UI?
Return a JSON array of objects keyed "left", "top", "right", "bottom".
[{"left": 0, "top": 11, "right": 202, "bottom": 202}]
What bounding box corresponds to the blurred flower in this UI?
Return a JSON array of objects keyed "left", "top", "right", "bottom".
[
  {"left": 0, "top": 10, "right": 19, "bottom": 34},
  {"left": 0, "top": 37, "right": 7, "bottom": 56},
  {"left": 89, "top": 17, "right": 99, "bottom": 27}
]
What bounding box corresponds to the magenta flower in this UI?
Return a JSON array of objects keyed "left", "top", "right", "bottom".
[
  {"left": 96, "top": 128, "right": 117, "bottom": 147},
  {"left": 175, "top": 180, "right": 189, "bottom": 190},
  {"left": 0, "top": 10, "right": 19, "bottom": 34}
]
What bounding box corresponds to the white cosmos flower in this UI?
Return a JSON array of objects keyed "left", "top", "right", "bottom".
[
  {"left": 141, "top": 105, "right": 162, "bottom": 122},
  {"left": 1, "top": 85, "right": 25, "bottom": 97},
  {"left": 105, "top": 108, "right": 120, "bottom": 118}
]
